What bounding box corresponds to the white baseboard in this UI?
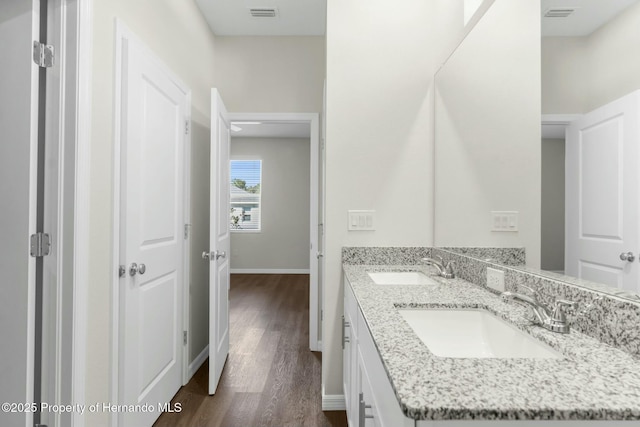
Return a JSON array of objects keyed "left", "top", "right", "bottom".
[
  {"left": 322, "top": 386, "right": 346, "bottom": 411},
  {"left": 188, "top": 345, "right": 209, "bottom": 380},
  {"left": 230, "top": 268, "right": 310, "bottom": 274}
]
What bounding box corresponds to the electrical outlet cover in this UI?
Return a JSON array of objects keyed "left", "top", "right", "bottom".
[{"left": 486, "top": 267, "right": 505, "bottom": 292}]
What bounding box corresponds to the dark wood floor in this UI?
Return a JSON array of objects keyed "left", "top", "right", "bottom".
[{"left": 154, "top": 274, "right": 347, "bottom": 427}]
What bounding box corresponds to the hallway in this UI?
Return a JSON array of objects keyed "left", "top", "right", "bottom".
[{"left": 154, "top": 274, "right": 347, "bottom": 427}]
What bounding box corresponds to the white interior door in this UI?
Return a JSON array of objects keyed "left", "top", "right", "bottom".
[
  {"left": 206, "top": 88, "right": 231, "bottom": 395},
  {"left": 120, "top": 34, "right": 188, "bottom": 427},
  {"left": 565, "top": 90, "right": 640, "bottom": 292},
  {"left": 0, "top": 2, "right": 39, "bottom": 426}
]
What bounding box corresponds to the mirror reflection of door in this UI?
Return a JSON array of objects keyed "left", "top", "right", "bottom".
[
  {"left": 564, "top": 93, "right": 640, "bottom": 292},
  {"left": 541, "top": 0, "right": 640, "bottom": 292}
]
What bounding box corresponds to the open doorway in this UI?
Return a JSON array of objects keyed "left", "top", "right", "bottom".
[
  {"left": 228, "top": 113, "right": 321, "bottom": 352},
  {"left": 541, "top": 117, "right": 570, "bottom": 274}
]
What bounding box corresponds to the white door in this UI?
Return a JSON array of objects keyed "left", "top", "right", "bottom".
[
  {"left": 205, "top": 89, "right": 231, "bottom": 395},
  {"left": 0, "top": 2, "right": 39, "bottom": 426},
  {"left": 120, "top": 35, "right": 188, "bottom": 427},
  {"left": 565, "top": 90, "right": 640, "bottom": 292}
]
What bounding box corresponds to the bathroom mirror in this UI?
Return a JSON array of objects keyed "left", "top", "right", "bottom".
[{"left": 434, "top": 0, "right": 640, "bottom": 301}]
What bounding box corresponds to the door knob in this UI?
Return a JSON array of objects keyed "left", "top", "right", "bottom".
[
  {"left": 202, "top": 251, "right": 227, "bottom": 261},
  {"left": 620, "top": 252, "right": 635, "bottom": 262},
  {"left": 203, "top": 250, "right": 225, "bottom": 261},
  {"left": 129, "top": 263, "right": 146, "bottom": 276}
]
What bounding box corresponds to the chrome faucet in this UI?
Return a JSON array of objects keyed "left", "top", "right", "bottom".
[
  {"left": 421, "top": 256, "right": 455, "bottom": 279},
  {"left": 502, "top": 286, "right": 577, "bottom": 333}
]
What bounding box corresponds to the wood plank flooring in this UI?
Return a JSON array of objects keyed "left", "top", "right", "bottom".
[{"left": 154, "top": 274, "right": 347, "bottom": 427}]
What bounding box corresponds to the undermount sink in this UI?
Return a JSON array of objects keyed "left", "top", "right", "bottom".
[
  {"left": 398, "top": 309, "right": 562, "bottom": 359},
  {"left": 367, "top": 271, "right": 439, "bottom": 286}
]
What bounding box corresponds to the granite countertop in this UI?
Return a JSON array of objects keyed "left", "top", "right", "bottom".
[{"left": 343, "top": 264, "right": 640, "bottom": 421}]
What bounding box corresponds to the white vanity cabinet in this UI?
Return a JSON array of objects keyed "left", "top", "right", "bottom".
[{"left": 344, "top": 276, "right": 414, "bottom": 427}]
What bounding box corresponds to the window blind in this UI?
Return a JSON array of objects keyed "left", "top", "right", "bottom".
[{"left": 230, "top": 160, "right": 262, "bottom": 231}]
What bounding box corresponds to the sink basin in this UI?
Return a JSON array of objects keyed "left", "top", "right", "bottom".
[
  {"left": 398, "top": 309, "right": 562, "bottom": 359},
  {"left": 367, "top": 271, "right": 439, "bottom": 286}
]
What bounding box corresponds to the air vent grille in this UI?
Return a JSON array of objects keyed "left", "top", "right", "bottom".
[
  {"left": 249, "top": 8, "right": 277, "bottom": 18},
  {"left": 544, "top": 8, "right": 577, "bottom": 18}
]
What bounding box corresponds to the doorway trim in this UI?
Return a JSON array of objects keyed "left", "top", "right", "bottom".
[
  {"left": 72, "top": 1, "right": 93, "bottom": 426},
  {"left": 227, "top": 112, "right": 321, "bottom": 352},
  {"left": 110, "top": 21, "right": 192, "bottom": 427},
  {"left": 39, "top": 1, "right": 93, "bottom": 426},
  {"left": 541, "top": 114, "right": 581, "bottom": 138}
]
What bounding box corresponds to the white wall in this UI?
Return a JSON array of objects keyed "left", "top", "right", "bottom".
[
  {"left": 214, "top": 36, "right": 325, "bottom": 113},
  {"left": 87, "top": 1, "right": 216, "bottom": 425},
  {"left": 230, "top": 137, "right": 310, "bottom": 271},
  {"left": 323, "top": 0, "right": 463, "bottom": 397},
  {"left": 434, "top": 0, "right": 541, "bottom": 267},
  {"left": 541, "top": 138, "right": 565, "bottom": 272},
  {"left": 542, "top": 1, "right": 640, "bottom": 114},
  {"left": 541, "top": 37, "right": 588, "bottom": 114}
]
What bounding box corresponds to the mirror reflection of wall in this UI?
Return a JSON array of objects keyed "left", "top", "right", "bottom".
[
  {"left": 542, "top": 0, "right": 640, "bottom": 115},
  {"left": 541, "top": 0, "right": 640, "bottom": 274},
  {"left": 434, "top": 0, "right": 541, "bottom": 267}
]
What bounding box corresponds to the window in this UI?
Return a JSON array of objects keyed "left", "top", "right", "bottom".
[{"left": 230, "top": 160, "right": 262, "bottom": 231}]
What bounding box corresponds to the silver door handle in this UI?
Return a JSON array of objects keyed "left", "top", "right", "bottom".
[
  {"left": 317, "top": 252, "right": 324, "bottom": 259},
  {"left": 129, "top": 263, "right": 146, "bottom": 276},
  {"left": 203, "top": 250, "right": 226, "bottom": 261},
  {"left": 620, "top": 252, "right": 635, "bottom": 262}
]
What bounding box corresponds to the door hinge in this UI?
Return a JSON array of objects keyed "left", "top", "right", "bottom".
[
  {"left": 185, "top": 120, "right": 190, "bottom": 135},
  {"left": 321, "top": 310, "right": 323, "bottom": 321},
  {"left": 33, "top": 41, "right": 55, "bottom": 68},
  {"left": 184, "top": 224, "right": 191, "bottom": 239},
  {"left": 30, "top": 233, "right": 51, "bottom": 257},
  {"left": 183, "top": 331, "right": 188, "bottom": 345}
]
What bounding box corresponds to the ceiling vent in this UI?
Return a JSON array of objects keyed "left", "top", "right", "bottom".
[
  {"left": 249, "top": 8, "right": 278, "bottom": 18},
  {"left": 543, "top": 8, "right": 577, "bottom": 18}
]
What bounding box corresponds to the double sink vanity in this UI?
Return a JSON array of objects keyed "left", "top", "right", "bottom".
[{"left": 341, "top": 247, "right": 640, "bottom": 427}]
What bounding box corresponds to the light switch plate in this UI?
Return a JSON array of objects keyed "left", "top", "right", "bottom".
[
  {"left": 491, "top": 211, "right": 518, "bottom": 232},
  {"left": 348, "top": 210, "right": 375, "bottom": 231},
  {"left": 487, "top": 267, "right": 505, "bottom": 292}
]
